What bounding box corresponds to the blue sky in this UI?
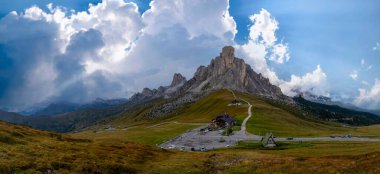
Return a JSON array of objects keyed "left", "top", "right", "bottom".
[
  {"left": 229, "top": 0, "right": 380, "bottom": 97},
  {"left": 0, "top": 0, "right": 379, "bottom": 110}
]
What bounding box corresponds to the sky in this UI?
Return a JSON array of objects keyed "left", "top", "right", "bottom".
[{"left": 0, "top": 0, "right": 379, "bottom": 111}]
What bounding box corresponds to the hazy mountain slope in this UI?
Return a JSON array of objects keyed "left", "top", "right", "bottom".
[
  {"left": 0, "top": 101, "right": 139, "bottom": 132},
  {"left": 293, "top": 96, "right": 380, "bottom": 125},
  {"left": 28, "top": 98, "right": 128, "bottom": 116},
  {"left": 0, "top": 110, "right": 25, "bottom": 123},
  {"left": 33, "top": 102, "right": 79, "bottom": 116},
  {"left": 299, "top": 92, "right": 380, "bottom": 117}
]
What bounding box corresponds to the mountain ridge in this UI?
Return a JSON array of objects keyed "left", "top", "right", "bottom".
[{"left": 131, "top": 46, "right": 287, "bottom": 103}]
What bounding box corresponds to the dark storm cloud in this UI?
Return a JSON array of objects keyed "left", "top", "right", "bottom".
[{"left": 0, "top": 13, "right": 60, "bottom": 110}]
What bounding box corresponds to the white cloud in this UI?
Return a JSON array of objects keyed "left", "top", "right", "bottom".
[
  {"left": 355, "top": 79, "right": 380, "bottom": 109},
  {"left": 244, "top": 9, "right": 290, "bottom": 64},
  {"left": 279, "top": 65, "right": 329, "bottom": 97},
  {"left": 362, "top": 81, "right": 369, "bottom": 86},
  {"left": 142, "top": 0, "right": 236, "bottom": 41},
  {"left": 248, "top": 9, "right": 278, "bottom": 47},
  {"left": 373, "top": 42, "right": 380, "bottom": 51},
  {"left": 269, "top": 42, "right": 290, "bottom": 64},
  {"left": 361, "top": 59, "right": 365, "bottom": 66},
  {"left": 349, "top": 70, "right": 358, "bottom": 80},
  {"left": 238, "top": 9, "right": 328, "bottom": 97}
]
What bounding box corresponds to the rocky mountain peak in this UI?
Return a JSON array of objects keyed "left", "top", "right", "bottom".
[
  {"left": 185, "top": 46, "right": 284, "bottom": 97},
  {"left": 220, "top": 46, "right": 235, "bottom": 67},
  {"left": 171, "top": 73, "right": 186, "bottom": 87},
  {"left": 131, "top": 46, "right": 286, "bottom": 103},
  {"left": 142, "top": 88, "right": 154, "bottom": 96}
]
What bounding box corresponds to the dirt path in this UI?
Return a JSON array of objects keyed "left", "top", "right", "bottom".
[{"left": 239, "top": 99, "right": 251, "bottom": 134}]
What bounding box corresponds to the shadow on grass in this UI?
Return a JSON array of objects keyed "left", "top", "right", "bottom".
[{"left": 236, "top": 141, "right": 313, "bottom": 150}]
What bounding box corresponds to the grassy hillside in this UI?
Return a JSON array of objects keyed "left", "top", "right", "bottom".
[
  {"left": 82, "top": 89, "right": 380, "bottom": 145},
  {"left": 2, "top": 121, "right": 380, "bottom": 173},
  {"left": 236, "top": 92, "right": 380, "bottom": 137},
  {"left": 170, "top": 90, "right": 248, "bottom": 123},
  {"left": 0, "top": 121, "right": 166, "bottom": 173},
  {"left": 73, "top": 122, "right": 199, "bottom": 146}
]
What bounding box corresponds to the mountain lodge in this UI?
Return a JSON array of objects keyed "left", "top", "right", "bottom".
[{"left": 208, "top": 114, "right": 236, "bottom": 130}]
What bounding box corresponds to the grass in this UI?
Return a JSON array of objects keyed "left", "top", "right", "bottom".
[
  {"left": 72, "top": 122, "right": 198, "bottom": 146},
  {"left": 1, "top": 120, "right": 380, "bottom": 173},
  {"left": 170, "top": 90, "right": 248, "bottom": 123},
  {"left": 236, "top": 140, "right": 313, "bottom": 150}
]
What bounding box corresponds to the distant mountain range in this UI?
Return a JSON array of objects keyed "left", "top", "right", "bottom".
[
  {"left": 0, "top": 46, "right": 379, "bottom": 132},
  {"left": 298, "top": 92, "right": 380, "bottom": 116},
  {"left": 20, "top": 98, "right": 128, "bottom": 116}
]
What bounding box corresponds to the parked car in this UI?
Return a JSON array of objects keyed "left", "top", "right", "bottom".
[
  {"left": 286, "top": 137, "right": 293, "bottom": 140},
  {"left": 200, "top": 147, "right": 206, "bottom": 152}
]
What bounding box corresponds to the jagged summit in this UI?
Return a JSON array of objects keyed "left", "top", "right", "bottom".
[
  {"left": 130, "top": 46, "right": 284, "bottom": 102},
  {"left": 171, "top": 73, "right": 186, "bottom": 87},
  {"left": 129, "top": 73, "right": 187, "bottom": 102},
  {"left": 181, "top": 46, "right": 283, "bottom": 97}
]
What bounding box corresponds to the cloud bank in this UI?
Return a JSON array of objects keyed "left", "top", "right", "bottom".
[
  {"left": 355, "top": 79, "right": 380, "bottom": 110},
  {"left": 0, "top": 0, "right": 329, "bottom": 111}
]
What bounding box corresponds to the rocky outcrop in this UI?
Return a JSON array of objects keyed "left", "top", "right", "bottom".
[
  {"left": 129, "top": 73, "right": 188, "bottom": 103},
  {"left": 178, "top": 46, "right": 283, "bottom": 98},
  {"left": 171, "top": 73, "right": 186, "bottom": 87}
]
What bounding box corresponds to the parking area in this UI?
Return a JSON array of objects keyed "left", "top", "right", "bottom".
[{"left": 159, "top": 127, "right": 261, "bottom": 151}]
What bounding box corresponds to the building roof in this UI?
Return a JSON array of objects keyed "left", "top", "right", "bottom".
[
  {"left": 261, "top": 132, "right": 276, "bottom": 147},
  {"left": 215, "top": 114, "right": 235, "bottom": 124}
]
